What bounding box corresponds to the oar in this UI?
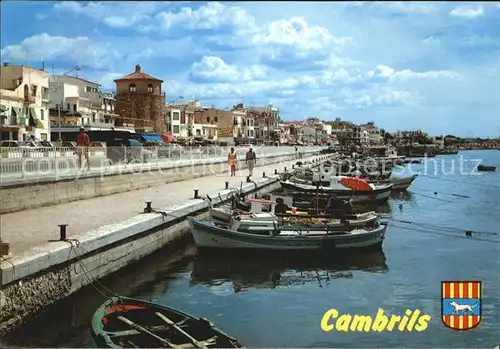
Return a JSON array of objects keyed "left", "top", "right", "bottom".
[
  {"left": 155, "top": 312, "right": 207, "bottom": 348},
  {"left": 117, "top": 316, "right": 182, "bottom": 349}
]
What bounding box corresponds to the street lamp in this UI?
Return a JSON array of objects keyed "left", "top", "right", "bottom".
[{"left": 169, "top": 96, "right": 184, "bottom": 104}]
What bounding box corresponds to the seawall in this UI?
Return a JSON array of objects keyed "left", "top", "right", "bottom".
[
  {"left": 0, "top": 154, "right": 333, "bottom": 335},
  {"left": 0, "top": 148, "right": 319, "bottom": 214}
]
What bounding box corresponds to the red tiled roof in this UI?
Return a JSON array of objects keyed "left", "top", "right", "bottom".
[{"left": 114, "top": 64, "right": 163, "bottom": 82}]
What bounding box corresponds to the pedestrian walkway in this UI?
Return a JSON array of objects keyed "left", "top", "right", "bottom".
[{"left": 1, "top": 156, "right": 319, "bottom": 256}]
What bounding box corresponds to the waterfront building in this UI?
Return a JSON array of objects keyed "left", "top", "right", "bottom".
[
  {"left": 48, "top": 75, "right": 123, "bottom": 139},
  {"left": 114, "top": 64, "right": 166, "bottom": 133},
  {"left": 0, "top": 63, "right": 50, "bottom": 141},
  {"left": 165, "top": 100, "right": 218, "bottom": 143},
  {"left": 246, "top": 105, "right": 280, "bottom": 144}
]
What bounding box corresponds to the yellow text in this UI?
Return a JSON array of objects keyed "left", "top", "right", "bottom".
[{"left": 321, "top": 308, "right": 431, "bottom": 332}]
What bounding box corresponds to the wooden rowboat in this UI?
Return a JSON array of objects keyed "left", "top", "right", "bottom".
[{"left": 91, "top": 296, "right": 243, "bottom": 348}]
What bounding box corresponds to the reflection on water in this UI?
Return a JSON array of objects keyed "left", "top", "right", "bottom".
[
  {"left": 4, "top": 151, "right": 500, "bottom": 348},
  {"left": 190, "top": 250, "right": 388, "bottom": 291}
]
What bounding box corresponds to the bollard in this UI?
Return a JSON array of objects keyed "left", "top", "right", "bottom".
[
  {"left": 59, "top": 224, "right": 68, "bottom": 241},
  {"left": 284, "top": 167, "right": 287, "bottom": 172},
  {"left": 144, "top": 201, "right": 153, "bottom": 213},
  {"left": 263, "top": 172, "right": 266, "bottom": 178},
  {"left": 225, "top": 182, "right": 229, "bottom": 190},
  {"left": 274, "top": 169, "right": 278, "bottom": 174},
  {"left": 194, "top": 189, "right": 199, "bottom": 198}
]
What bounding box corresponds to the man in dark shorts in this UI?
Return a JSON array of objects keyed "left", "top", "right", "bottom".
[{"left": 76, "top": 127, "right": 91, "bottom": 170}]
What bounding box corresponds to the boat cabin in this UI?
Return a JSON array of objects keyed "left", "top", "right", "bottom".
[{"left": 247, "top": 198, "right": 276, "bottom": 213}]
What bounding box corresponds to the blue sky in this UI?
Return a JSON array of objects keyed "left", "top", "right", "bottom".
[{"left": 1, "top": 1, "right": 499, "bottom": 137}]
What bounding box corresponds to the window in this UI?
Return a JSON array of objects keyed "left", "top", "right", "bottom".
[
  {"left": 173, "top": 125, "right": 180, "bottom": 134},
  {"left": 147, "top": 84, "right": 153, "bottom": 93},
  {"left": 73, "top": 104, "right": 77, "bottom": 112},
  {"left": 214, "top": 117, "right": 218, "bottom": 123},
  {"left": 207, "top": 117, "right": 210, "bottom": 123},
  {"left": 67, "top": 103, "right": 70, "bottom": 110},
  {"left": 173, "top": 112, "right": 180, "bottom": 120},
  {"left": 40, "top": 109, "right": 44, "bottom": 120},
  {"left": 85, "top": 86, "right": 92, "bottom": 92},
  {"left": 41, "top": 133, "right": 47, "bottom": 141},
  {"left": 92, "top": 113, "right": 96, "bottom": 123},
  {"left": 129, "top": 84, "right": 137, "bottom": 93},
  {"left": 196, "top": 129, "right": 201, "bottom": 136}
]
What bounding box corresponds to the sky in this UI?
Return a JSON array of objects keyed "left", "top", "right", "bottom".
[{"left": 1, "top": 1, "right": 499, "bottom": 137}]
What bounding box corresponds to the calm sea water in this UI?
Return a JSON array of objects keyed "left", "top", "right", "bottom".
[{"left": 4, "top": 150, "right": 500, "bottom": 348}]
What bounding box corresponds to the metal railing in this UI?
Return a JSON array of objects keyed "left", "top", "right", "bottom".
[{"left": 0, "top": 146, "right": 324, "bottom": 181}]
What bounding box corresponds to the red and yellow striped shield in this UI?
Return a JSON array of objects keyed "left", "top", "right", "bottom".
[{"left": 441, "top": 281, "right": 482, "bottom": 331}]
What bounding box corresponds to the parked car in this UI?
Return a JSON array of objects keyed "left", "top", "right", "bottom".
[
  {"left": 0, "top": 140, "right": 33, "bottom": 158},
  {"left": 106, "top": 138, "right": 153, "bottom": 164},
  {"left": 0, "top": 140, "right": 31, "bottom": 148},
  {"left": 158, "top": 143, "right": 183, "bottom": 157}
]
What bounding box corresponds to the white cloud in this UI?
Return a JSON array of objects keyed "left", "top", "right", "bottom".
[
  {"left": 252, "top": 16, "right": 351, "bottom": 53},
  {"left": 450, "top": 6, "right": 484, "bottom": 19},
  {"left": 1, "top": 33, "right": 119, "bottom": 69},
  {"left": 368, "top": 65, "right": 456, "bottom": 81},
  {"left": 34, "top": 13, "right": 48, "bottom": 20},
  {"left": 3, "top": 1, "right": 499, "bottom": 136},
  {"left": 373, "top": 2, "right": 437, "bottom": 14},
  {"left": 189, "top": 56, "right": 269, "bottom": 82}
]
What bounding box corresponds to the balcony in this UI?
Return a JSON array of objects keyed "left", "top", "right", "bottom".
[{"left": 24, "top": 95, "right": 36, "bottom": 105}]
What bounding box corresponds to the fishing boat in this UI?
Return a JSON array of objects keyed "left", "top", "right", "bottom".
[
  {"left": 188, "top": 216, "right": 387, "bottom": 251},
  {"left": 280, "top": 176, "right": 393, "bottom": 203},
  {"left": 407, "top": 153, "right": 436, "bottom": 158},
  {"left": 477, "top": 165, "right": 496, "bottom": 172},
  {"left": 289, "top": 172, "right": 417, "bottom": 191},
  {"left": 436, "top": 149, "right": 459, "bottom": 155},
  {"left": 208, "top": 197, "right": 379, "bottom": 228},
  {"left": 369, "top": 174, "right": 418, "bottom": 191},
  {"left": 91, "top": 296, "right": 243, "bottom": 348}
]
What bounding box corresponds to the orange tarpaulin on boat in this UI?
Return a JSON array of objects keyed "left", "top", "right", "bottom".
[{"left": 340, "top": 177, "right": 372, "bottom": 191}]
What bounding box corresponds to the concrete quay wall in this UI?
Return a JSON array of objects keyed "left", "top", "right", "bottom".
[
  {"left": 0, "top": 148, "right": 320, "bottom": 214},
  {"left": 0, "top": 154, "right": 334, "bottom": 336}
]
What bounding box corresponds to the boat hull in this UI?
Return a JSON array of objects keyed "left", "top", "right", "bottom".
[
  {"left": 370, "top": 174, "right": 417, "bottom": 191},
  {"left": 91, "top": 297, "right": 243, "bottom": 348},
  {"left": 188, "top": 217, "right": 387, "bottom": 251},
  {"left": 279, "top": 181, "right": 393, "bottom": 203}
]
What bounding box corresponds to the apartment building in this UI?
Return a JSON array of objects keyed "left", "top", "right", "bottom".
[
  {"left": 48, "top": 75, "right": 121, "bottom": 139},
  {"left": 0, "top": 64, "right": 50, "bottom": 141}
]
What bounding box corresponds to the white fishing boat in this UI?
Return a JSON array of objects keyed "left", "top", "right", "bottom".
[
  {"left": 280, "top": 175, "right": 393, "bottom": 203},
  {"left": 209, "top": 198, "right": 379, "bottom": 228},
  {"left": 290, "top": 172, "right": 417, "bottom": 191},
  {"left": 188, "top": 216, "right": 388, "bottom": 251}
]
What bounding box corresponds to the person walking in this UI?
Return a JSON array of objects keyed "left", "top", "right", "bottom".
[
  {"left": 228, "top": 147, "right": 237, "bottom": 176},
  {"left": 76, "top": 126, "right": 91, "bottom": 171},
  {"left": 246, "top": 147, "right": 256, "bottom": 177}
]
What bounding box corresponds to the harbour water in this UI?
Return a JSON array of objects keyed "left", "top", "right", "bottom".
[{"left": 4, "top": 150, "right": 499, "bottom": 348}]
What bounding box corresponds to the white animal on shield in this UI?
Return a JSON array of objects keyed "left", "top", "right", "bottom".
[{"left": 449, "top": 301, "right": 478, "bottom": 314}]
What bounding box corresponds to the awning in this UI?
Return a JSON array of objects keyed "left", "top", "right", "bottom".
[
  {"left": 141, "top": 133, "right": 164, "bottom": 143},
  {"left": 160, "top": 132, "right": 177, "bottom": 142},
  {"left": 28, "top": 108, "right": 37, "bottom": 127}
]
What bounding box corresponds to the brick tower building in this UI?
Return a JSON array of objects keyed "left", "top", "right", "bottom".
[{"left": 114, "top": 64, "right": 166, "bottom": 132}]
